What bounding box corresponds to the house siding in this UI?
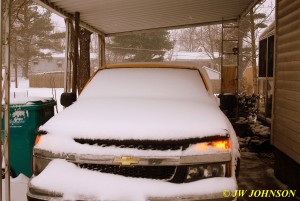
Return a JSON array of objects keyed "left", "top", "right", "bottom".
[
  {"left": 273, "top": 1, "right": 300, "bottom": 194},
  {"left": 273, "top": 0, "right": 300, "bottom": 164}
]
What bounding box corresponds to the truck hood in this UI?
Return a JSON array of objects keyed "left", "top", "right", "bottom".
[{"left": 40, "top": 97, "right": 229, "bottom": 140}]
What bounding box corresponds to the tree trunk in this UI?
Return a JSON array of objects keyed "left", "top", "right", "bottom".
[
  {"left": 24, "top": 45, "right": 30, "bottom": 78},
  {"left": 250, "top": 8, "right": 257, "bottom": 94},
  {"left": 24, "top": 62, "right": 29, "bottom": 78},
  {"left": 23, "top": 5, "right": 30, "bottom": 79}
]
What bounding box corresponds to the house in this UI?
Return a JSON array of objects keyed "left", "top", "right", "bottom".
[
  {"left": 29, "top": 52, "right": 98, "bottom": 88},
  {"left": 167, "top": 51, "right": 219, "bottom": 70},
  {"left": 272, "top": 1, "right": 300, "bottom": 195},
  {"left": 258, "top": 21, "right": 275, "bottom": 122},
  {"left": 30, "top": 52, "right": 98, "bottom": 74}
]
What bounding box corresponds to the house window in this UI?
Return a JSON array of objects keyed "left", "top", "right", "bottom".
[
  {"left": 259, "top": 39, "right": 267, "bottom": 77},
  {"left": 258, "top": 35, "right": 274, "bottom": 120}
]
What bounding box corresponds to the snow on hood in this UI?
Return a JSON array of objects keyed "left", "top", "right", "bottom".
[
  {"left": 40, "top": 68, "right": 229, "bottom": 140},
  {"left": 40, "top": 97, "right": 229, "bottom": 140}
]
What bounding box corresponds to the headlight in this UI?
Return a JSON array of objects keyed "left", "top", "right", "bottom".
[
  {"left": 185, "top": 162, "right": 230, "bottom": 183},
  {"left": 186, "top": 139, "right": 231, "bottom": 154},
  {"left": 194, "top": 139, "right": 230, "bottom": 151},
  {"left": 35, "top": 130, "right": 48, "bottom": 146},
  {"left": 33, "top": 132, "right": 51, "bottom": 176}
]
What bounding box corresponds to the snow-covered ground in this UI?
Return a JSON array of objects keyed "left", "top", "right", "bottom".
[
  {"left": 2, "top": 174, "right": 29, "bottom": 201},
  {"left": 2, "top": 78, "right": 64, "bottom": 201}
]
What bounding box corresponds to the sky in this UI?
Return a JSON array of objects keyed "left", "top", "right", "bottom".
[{"left": 50, "top": 13, "right": 65, "bottom": 32}]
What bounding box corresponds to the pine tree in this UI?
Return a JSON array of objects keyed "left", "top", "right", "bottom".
[
  {"left": 109, "top": 31, "right": 173, "bottom": 62},
  {"left": 11, "top": 0, "right": 65, "bottom": 78}
]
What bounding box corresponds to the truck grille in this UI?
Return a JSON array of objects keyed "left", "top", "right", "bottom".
[
  {"left": 76, "top": 163, "right": 176, "bottom": 181},
  {"left": 74, "top": 139, "right": 184, "bottom": 151},
  {"left": 74, "top": 136, "right": 230, "bottom": 151}
]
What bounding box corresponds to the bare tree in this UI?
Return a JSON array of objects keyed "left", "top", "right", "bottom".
[
  {"left": 178, "top": 27, "right": 202, "bottom": 52},
  {"left": 177, "top": 25, "right": 221, "bottom": 71},
  {"left": 198, "top": 25, "right": 221, "bottom": 71},
  {"left": 105, "top": 38, "right": 127, "bottom": 65}
]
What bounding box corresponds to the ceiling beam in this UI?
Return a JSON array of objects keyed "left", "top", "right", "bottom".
[
  {"left": 33, "top": 0, "right": 106, "bottom": 36},
  {"left": 107, "top": 18, "right": 238, "bottom": 37}
]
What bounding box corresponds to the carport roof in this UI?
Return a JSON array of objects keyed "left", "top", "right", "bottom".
[{"left": 34, "top": 0, "right": 258, "bottom": 36}]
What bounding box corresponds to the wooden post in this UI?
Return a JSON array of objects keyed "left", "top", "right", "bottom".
[
  {"left": 64, "top": 18, "right": 70, "bottom": 92},
  {"left": 3, "top": 0, "right": 11, "bottom": 200},
  {"left": 0, "top": 0, "right": 3, "bottom": 199},
  {"left": 99, "top": 34, "right": 106, "bottom": 67},
  {"left": 72, "top": 12, "right": 80, "bottom": 95},
  {"left": 78, "top": 28, "right": 92, "bottom": 94},
  {"left": 98, "top": 34, "right": 101, "bottom": 67}
]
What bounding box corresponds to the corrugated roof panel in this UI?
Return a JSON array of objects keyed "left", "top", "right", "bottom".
[{"left": 35, "top": 0, "right": 256, "bottom": 35}]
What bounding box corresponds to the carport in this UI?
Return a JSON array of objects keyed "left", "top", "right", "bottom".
[
  {"left": 32, "top": 0, "right": 259, "bottom": 95},
  {"left": 1, "top": 0, "right": 299, "bottom": 200}
]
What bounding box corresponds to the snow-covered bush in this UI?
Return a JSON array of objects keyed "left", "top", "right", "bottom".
[{"left": 237, "top": 93, "right": 259, "bottom": 121}]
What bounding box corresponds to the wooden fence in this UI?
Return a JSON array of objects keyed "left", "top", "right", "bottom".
[{"left": 29, "top": 72, "right": 64, "bottom": 88}]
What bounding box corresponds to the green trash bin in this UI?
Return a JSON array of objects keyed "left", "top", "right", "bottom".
[{"left": 2, "top": 97, "right": 56, "bottom": 177}]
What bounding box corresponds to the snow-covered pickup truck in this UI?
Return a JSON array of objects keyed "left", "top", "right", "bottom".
[{"left": 27, "top": 63, "right": 240, "bottom": 201}]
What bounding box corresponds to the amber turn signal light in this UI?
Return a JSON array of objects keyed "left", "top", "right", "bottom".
[
  {"left": 211, "top": 140, "right": 231, "bottom": 149},
  {"left": 35, "top": 135, "right": 41, "bottom": 145}
]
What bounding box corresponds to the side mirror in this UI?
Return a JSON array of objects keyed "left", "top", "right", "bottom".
[
  {"left": 60, "top": 92, "right": 77, "bottom": 108},
  {"left": 215, "top": 96, "right": 220, "bottom": 106}
]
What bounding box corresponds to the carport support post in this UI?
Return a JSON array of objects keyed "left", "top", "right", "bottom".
[
  {"left": 3, "top": 0, "right": 11, "bottom": 200},
  {"left": 72, "top": 12, "right": 80, "bottom": 95},
  {"left": 250, "top": 8, "right": 258, "bottom": 94},
  {"left": 98, "top": 34, "right": 106, "bottom": 67},
  {"left": 0, "top": 0, "right": 3, "bottom": 200},
  {"left": 64, "top": 18, "right": 71, "bottom": 92},
  {"left": 78, "top": 28, "right": 92, "bottom": 94}
]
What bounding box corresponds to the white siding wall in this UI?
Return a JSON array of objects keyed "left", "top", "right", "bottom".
[{"left": 273, "top": 0, "right": 300, "bottom": 163}]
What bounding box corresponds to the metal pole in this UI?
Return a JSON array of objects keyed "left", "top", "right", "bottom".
[
  {"left": 64, "top": 19, "right": 70, "bottom": 92},
  {"left": 236, "top": 19, "right": 240, "bottom": 94},
  {"left": 220, "top": 19, "right": 224, "bottom": 93},
  {"left": 72, "top": 12, "right": 79, "bottom": 95},
  {"left": 98, "top": 34, "right": 101, "bottom": 68},
  {"left": 100, "top": 34, "right": 106, "bottom": 67},
  {"left": 0, "top": 0, "right": 3, "bottom": 199},
  {"left": 250, "top": 8, "right": 258, "bottom": 94},
  {"left": 3, "top": 0, "right": 11, "bottom": 200}
]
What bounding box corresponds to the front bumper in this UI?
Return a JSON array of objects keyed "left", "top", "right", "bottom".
[
  {"left": 27, "top": 185, "right": 234, "bottom": 201},
  {"left": 28, "top": 150, "right": 236, "bottom": 201},
  {"left": 27, "top": 182, "right": 234, "bottom": 201}
]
